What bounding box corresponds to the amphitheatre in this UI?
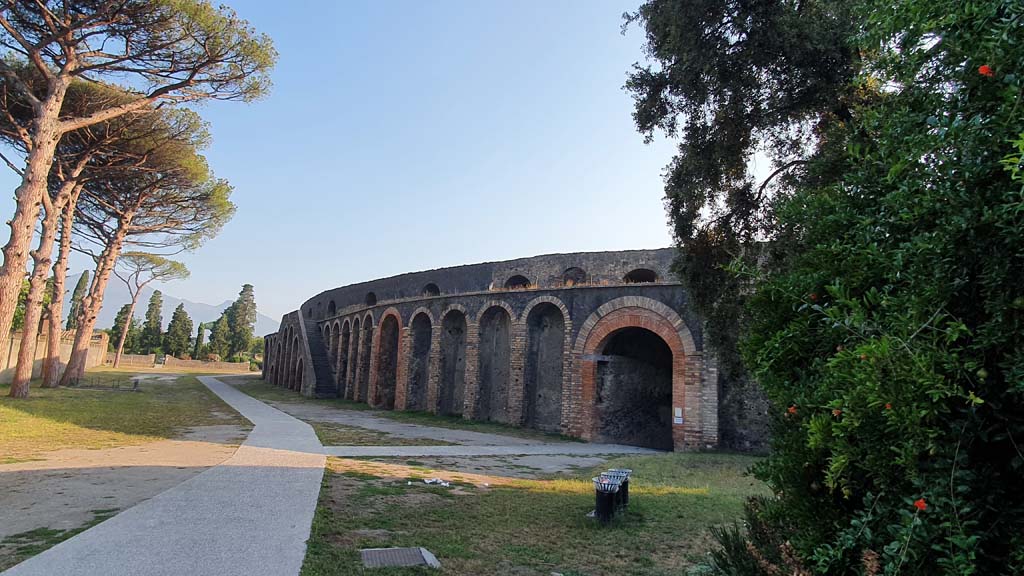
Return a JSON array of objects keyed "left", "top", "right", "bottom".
[{"left": 264, "top": 248, "right": 721, "bottom": 451}]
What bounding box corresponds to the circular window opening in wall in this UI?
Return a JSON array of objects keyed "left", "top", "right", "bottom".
[
  {"left": 504, "top": 275, "right": 530, "bottom": 290},
  {"left": 623, "top": 268, "right": 658, "bottom": 283},
  {"left": 365, "top": 292, "right": 378, "bottom": 306},
  {"left": 562, "top": 267, "right": 587, "bottom": 286},
  {"left": 422, "top": 283, "right": 440, "bottom": 296}
]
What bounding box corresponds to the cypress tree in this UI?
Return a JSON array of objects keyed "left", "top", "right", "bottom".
[
  {"left": 65, "top": 271, "right": 89, "bottom": 331},
  {"left": 163, "top": 304, "right": 193, "bottom": 358},
  {"left": 140, "top": 290, "right": 164, "bottom": 354}
]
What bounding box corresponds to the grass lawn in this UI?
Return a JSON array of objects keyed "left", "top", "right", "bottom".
[
  {"left": 0, "top": 509, "right": 117, "bottom": 571},
  {"left": 0, "top": 372, "right": 248, "bottom": 462},
  {"left": 311, "top": 422, "right": 455, "bottom": 447},
  {"left": 228, "top": 377, "right": 576, "bottom": 443},
  {"left": 301, "top": 452, "right": 766, "bottom": 575}
]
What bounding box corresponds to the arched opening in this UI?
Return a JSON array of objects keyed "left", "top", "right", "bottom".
[
  {"left": 504, "top": 275, "right": 530, "bottom": 289},
  {"left": 338, "top": 322, "right": 351, "bottom": 396},
  {"left": 325, "top": 323, "right": 335, "bottom": 360},
  {"left": 439, "top": 310, "right": 467, "bottom": 416},
  {"left": 295, "top": 359, "right": 304, "bottom": 392},
  {"left": 274, "top": 341, "right": 282, "bottom": 386},
  {"left": 422, "top": 283, "right": 440, "bottom": 297},
  {"left": 365, "top": 292, "right": 378, "bottom": 306},
  {"left": 562, "top": 267, "right": 587, "bottom": 286},
  {"left": 291, "top": 336, "right": 300, "bottom": 391},
  {"left": 327, "top": 300, "right": 336, "bottom": 316},
  {"left": 406, "top": 313, "right": 432, "bottom": 411},
  {"left": 375, "top": 315, "right": 400, "bottom": 410},
  {"left": 524, "top": 303, "right": 565, "bottom": 431},
  {"left": 623, "top": 268, "right": 658, "bottom": 283},
  {"left": 477, "top": 306, "right": 511, "bottom": 422},
  {"left": 596, "top": 327, "right": 673, "bottom": 450},
  {"left": 347, "top": 317, "right": 361, "bottom": 399},
  {"left": 357, "top": 319, "right": 373, "bottom": 403}
]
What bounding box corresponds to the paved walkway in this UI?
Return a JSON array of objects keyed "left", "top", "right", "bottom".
[
  {"left": 4, "top": 376, "right": 325, "bottom": 576},
  {"left": 324, "top": 443, "right": 660, "bottom": 457},
  {"left": 266, "top": 402, "right": 550, "bottom": 446}
]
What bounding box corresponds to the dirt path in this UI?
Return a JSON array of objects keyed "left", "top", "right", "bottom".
[{"left": 0, "top": 425, "right": 246, "bottom": 544}]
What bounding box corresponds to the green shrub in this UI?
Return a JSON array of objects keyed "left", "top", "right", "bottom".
[{"left": 714, "top": 0, "right": 1024, "bottom": 573}]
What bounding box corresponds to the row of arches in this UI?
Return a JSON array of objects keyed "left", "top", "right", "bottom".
[
  {"left": 310, "top": 269, "right": 661, "bottom": 321},
  {"left": 264, "top": 323, "right": 304, "bottom": 393},
  {"left": 268, "top": 296, "right": 709, "bottom": 450}
]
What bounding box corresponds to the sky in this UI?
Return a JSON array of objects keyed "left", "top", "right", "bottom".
[{"left": 0, "top": 0, "right": 680, "bottom": 322}]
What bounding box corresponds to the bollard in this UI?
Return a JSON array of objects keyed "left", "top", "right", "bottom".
[{"left": 593, "top": 476, "right": 620, "bottom": 524}]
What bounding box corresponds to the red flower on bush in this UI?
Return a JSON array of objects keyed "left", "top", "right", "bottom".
[
  {"left": 914, "top": 498, "right": 927, "bottom": 511},
  {"left": 809, "top": 292, "right": 819, "bottom": 302},
  {"left": 885, "top": 402, "right": 893, "bottom": 410},
  {"left": 832, "top": 408, "right": 842, "bottom": 417},
  {"left": 787, "top": 405, "right": 798, "bottom": 415},
  {"left": 978, "top": 64, "right": 994, "bottom": 77}
]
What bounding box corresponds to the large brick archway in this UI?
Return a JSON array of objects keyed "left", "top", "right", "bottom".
[{"left": 572, "top": 297, "right": 709, "bottom": 451}]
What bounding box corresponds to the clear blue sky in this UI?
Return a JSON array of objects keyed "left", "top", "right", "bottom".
[{"left": 2, "top": 0, "right": 679, "bottom": 323}]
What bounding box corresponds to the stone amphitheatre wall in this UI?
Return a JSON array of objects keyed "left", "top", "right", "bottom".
[{"left": 264, "top": 248, "right": 768, "bottom": 452}]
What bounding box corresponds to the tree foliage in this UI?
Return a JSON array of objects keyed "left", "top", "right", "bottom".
[
  {"left": 225, "top": 284, "right": 257, "bottom": 361},
  {"left": 163, "top": 304, "right": 193, "bottom": 358},
  {"left": 140, "top": 290, "right": 163, "bottom": 354},
  {"left": 110, "top": 303, "right": 140, "bottom": 355},
  {"left": 653, "top": 0, "right": 1024, "bottom": 573},
  {"left": 65, "top": 270, "right": 89, "bottom": 331}
]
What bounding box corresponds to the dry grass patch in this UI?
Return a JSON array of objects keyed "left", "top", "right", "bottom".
[
  {"left": 0, "top": 373, "right": 246, "bottom": 461},
  {"left": 302, "top": 453, "right": 767, "bottom": 576},
  {"left": 311, "top": 423, "right": 455, "bottom": 447}
]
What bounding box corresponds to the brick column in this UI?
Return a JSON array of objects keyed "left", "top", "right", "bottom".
[
  {"left": 558, "top": 321, "right": 574, "bottom": 435},
  {"left": 507, "top": 320, "right": 527, "bottom": 426},
  {"left": 462, "top": 321, "right": 480, "bottom": 420},
  {"left": 700, "top": 351, "right": 720, "bottom": 448},
  {"left": 394, "top": 326, "right": 411, "bottom": 411},
  {"left": 674, "top": 352, "right": 704, "bottom": 450},
  {"left": 349, "top": 326, "right": 362, "bottom": 401},
  {"left": 367, "top": 328, "right": 382, "bottom": 407},
  {"left": 426, "top": 325, "right": 442, "bottom": 413}
]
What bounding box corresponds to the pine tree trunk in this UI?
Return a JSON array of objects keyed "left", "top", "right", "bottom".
[
  {"left": 112, "top": 297, "right": 140, "bottom": 368},
  {"left": 8, "top": 196, "right": 63, "bottom": 397},
  {"left": 42, "top": 194, "right": 79, "bottom": 388},
  {"left": 0, "top": 77, "right": 71, "bottom": 373},
  {"left": 60, "top": 216, "right": 131, "bottom": 385}
]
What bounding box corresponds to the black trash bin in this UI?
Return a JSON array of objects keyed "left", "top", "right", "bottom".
[{"left": 593, "top": 476, "right": 620, "bottom": 524}]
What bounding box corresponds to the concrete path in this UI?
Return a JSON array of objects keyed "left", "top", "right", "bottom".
[
  {"left": 324, "top": 443, "right": 660, "bottom": 458},
  {"left": 265, "top": 401, "right": 551, "bottom": 446},
  {"left": 4, "top": 376, "right": 325, "bottom": 576}
]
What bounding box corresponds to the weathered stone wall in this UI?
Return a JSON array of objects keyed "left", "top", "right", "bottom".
[
  {"left": 263, "top": 248, "right": 768, "bottom": 452},
  {"left": 107, "top": 353, "right": 155, "bottom": 367},
  {"left": 1, "top": 329, "right": 108, "bottom": 384},
  {"left": 163, "top": 356, "right": 250, "bottom": 372}
]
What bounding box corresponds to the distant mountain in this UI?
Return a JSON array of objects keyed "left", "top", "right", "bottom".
[{"left": 63, "top": 272, "right": 280, "bottom": 336}]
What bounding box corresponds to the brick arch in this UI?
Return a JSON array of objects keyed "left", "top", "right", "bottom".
[
  {"left": 474, "top": 300, "right": 515, "bottom": 324},
  {"left": 518, "top": 295, "right": 570, "bottom": 325},
  {"left": 408, "top": 307, "right": 434, "bottom": 327},
  {"left": 370, "top": 307, "right": 403, "bottom": 409},
  {"left": 362, "top": 310, "right": 375, "bottom": 328},
  {"left": 441, "top": 303, "right": 468, "bottom": 321},
  {"left": 572, "top": 297, "right": 702, "bottom": 451},
  {"left": 573, "top": 296, "right": 696, "bottom": 357}
]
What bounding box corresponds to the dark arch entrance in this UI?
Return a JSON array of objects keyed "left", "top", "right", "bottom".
[
  {"left": 523, "top": 303, "right": 564, "bottom": 431},
  {"left": 295, "top": 359, "right": 304, "bottom": 392},
  {"left": 407, "top": 313, "right": 432, "bottom": 411},
  {"left": 596, "top": 327, "right": 673, "bottom": 450},
  {"left": 439, "top": 310, "right": 467, "bottom": 415},
  {"left": 338, "top": 322, "right": 351, "bottom": 395},
  {"left": 562, "top": 267, "right": 586, "bottom": 286},
  {"left": 504, "top": 275, "right": 530, "bottom": 289},
  {"left": 375, "top": 315, "right": 400, "bottom": 409},
  {"left": 357, "top": 320, "right": 373, "bottom": 403},
  {"left": 623, "top": 268, "right": 658, "bottom": 283},
  {"left": 477, "top": 306, "right": 511, "bottom": 422},
  {"left": 348, "top": 317, "right": 361, "bottom": 399}
]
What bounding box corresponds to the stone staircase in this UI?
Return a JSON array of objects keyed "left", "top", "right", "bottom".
[{"left": 301, "top": 318, "right": 337, "bottom": 398}]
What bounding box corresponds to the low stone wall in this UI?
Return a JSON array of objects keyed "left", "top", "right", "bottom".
[
  {"left": 106, "top": 353, "right": 156, "bottom": 367},
  {"left": 163, "top": 356, "right": 250, "bottom": 372},
  {"left": 0, "top": 330, "right": 109, "bottom": 384}
]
